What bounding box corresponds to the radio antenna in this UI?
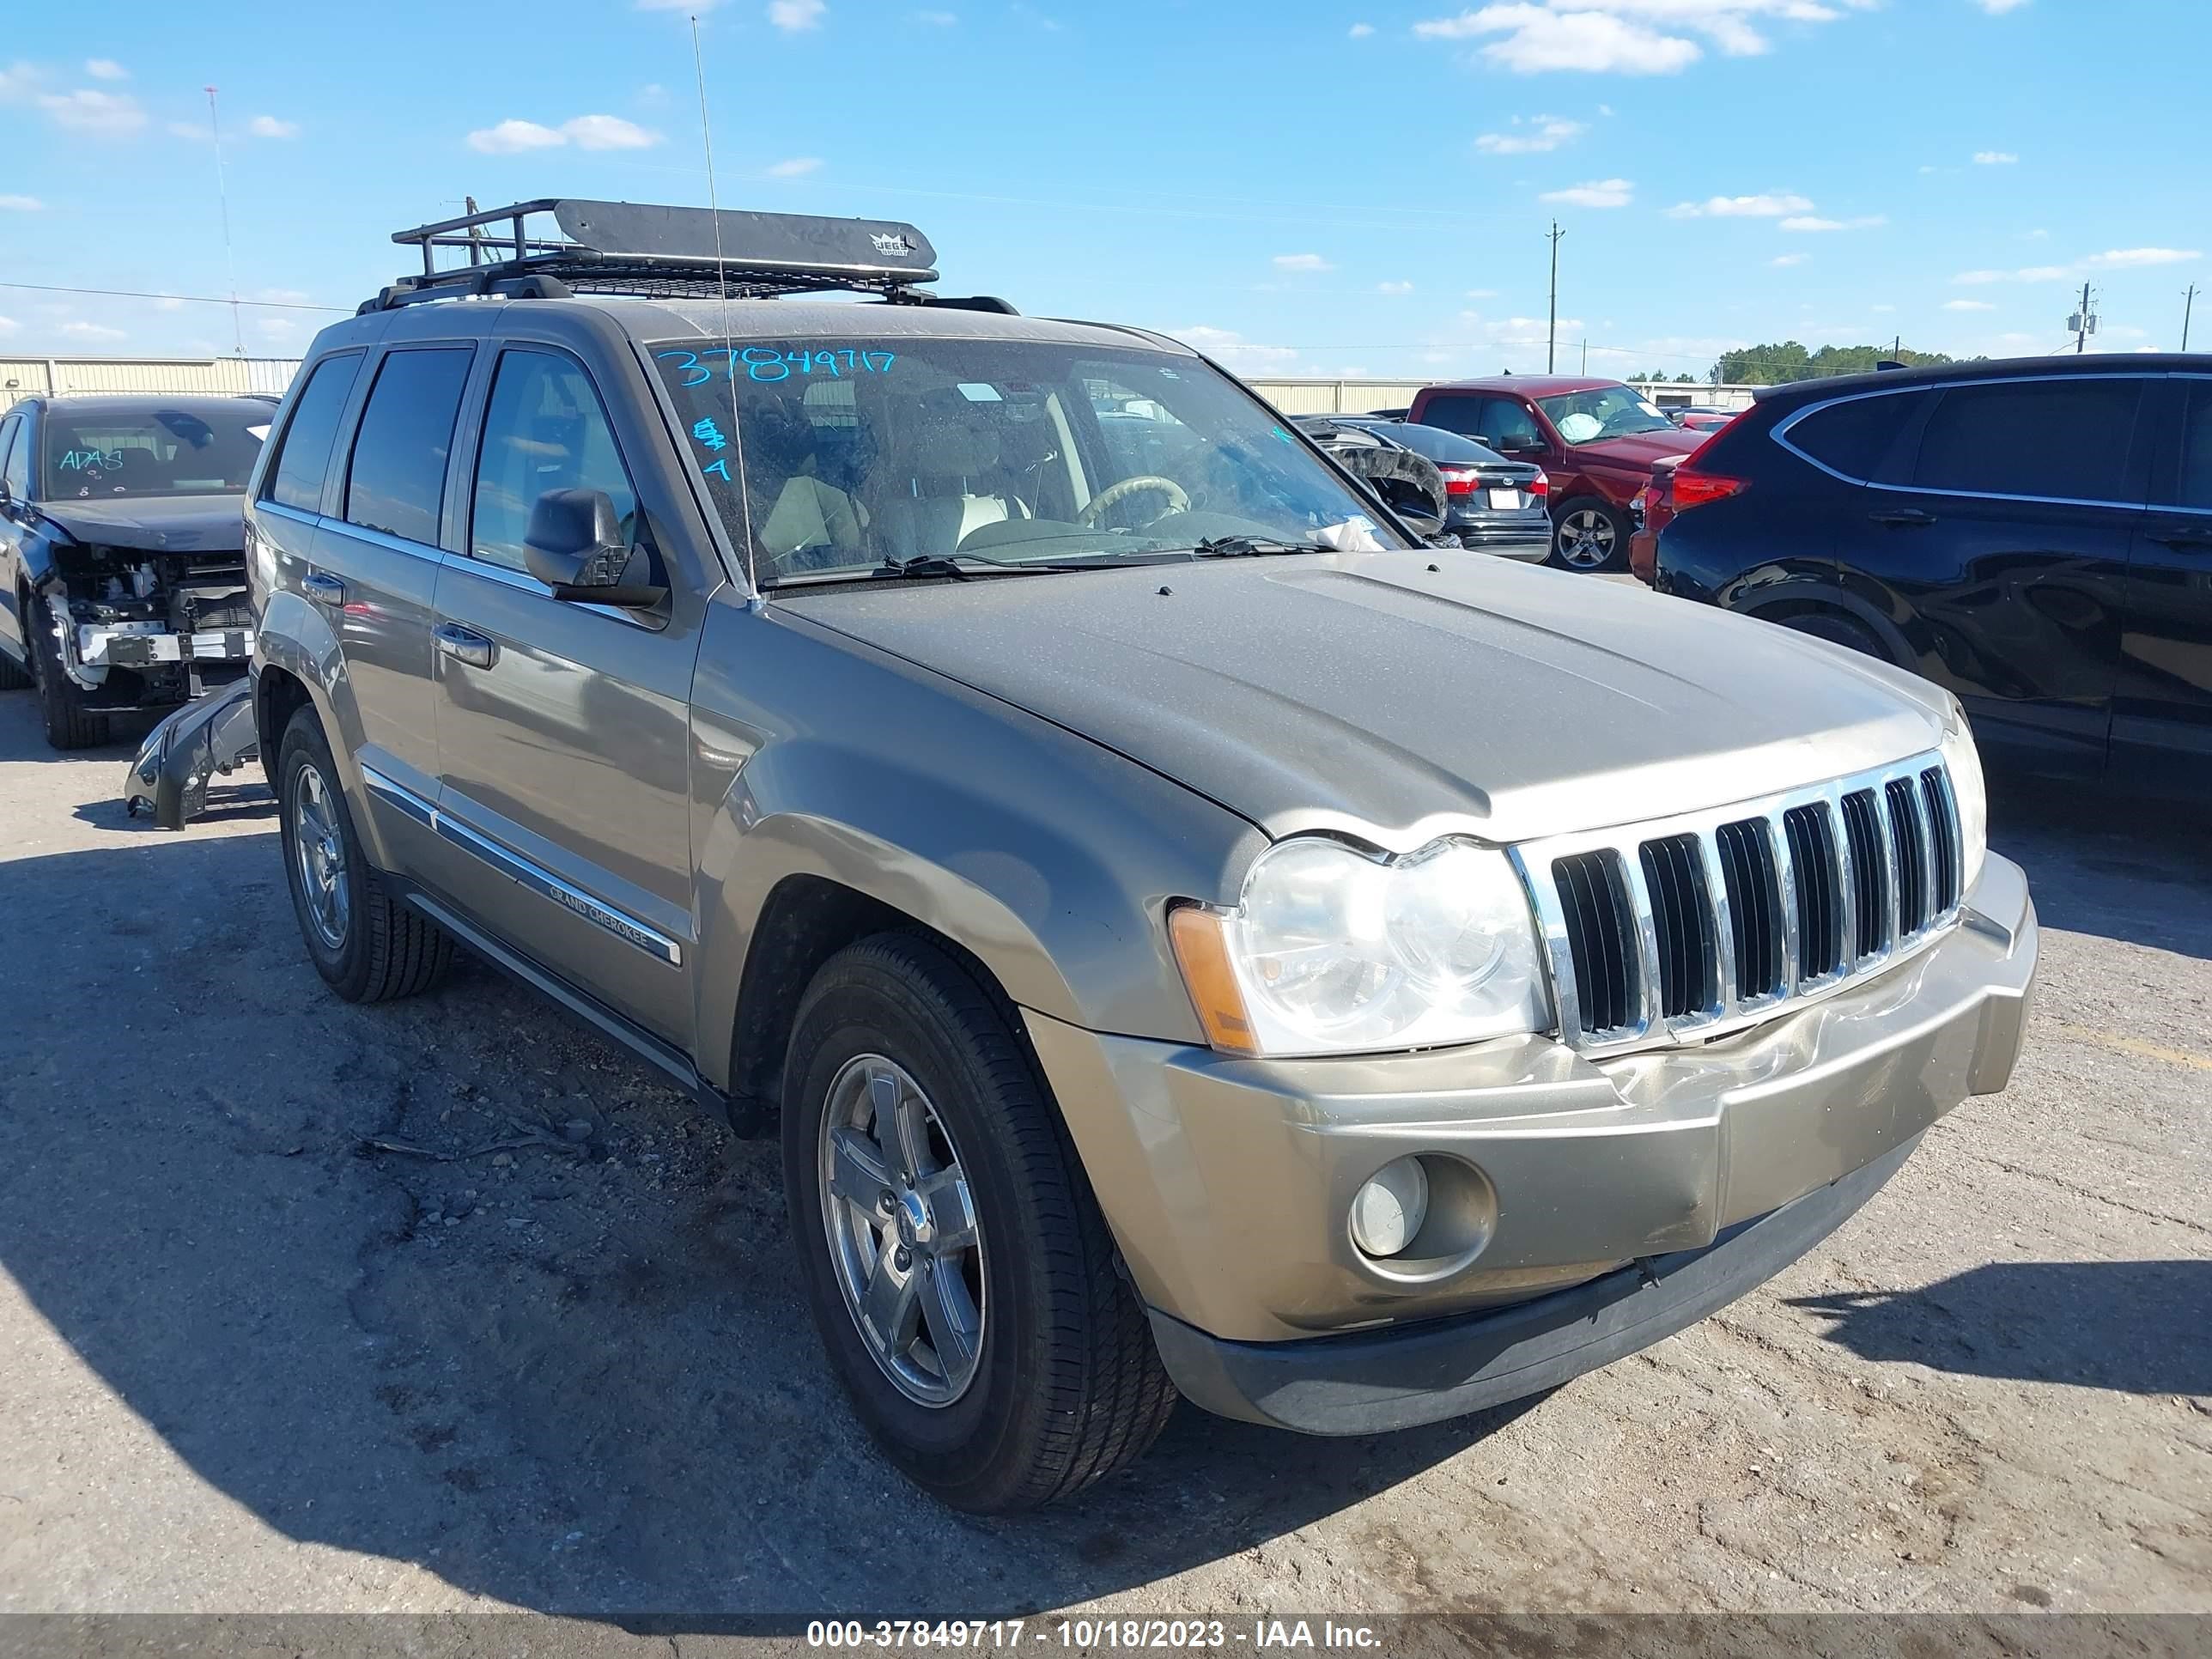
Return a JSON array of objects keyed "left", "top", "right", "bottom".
[
  {"left": 204, "top": 87, "right": 245, "bottom": 357},
  {"left": 690, "top": 14, "right": 760, "bottom": 605}
]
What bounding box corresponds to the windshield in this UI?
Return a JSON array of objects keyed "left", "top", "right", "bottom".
[
  {"left": 653, "top": 337, "right": 1407, "bottom": 585},
  {"left": 39, "top": 405, "right": 269, "bottom": 499},
  {"left": 1534, "top": 385, "right": 1673, "bottom": 446}
]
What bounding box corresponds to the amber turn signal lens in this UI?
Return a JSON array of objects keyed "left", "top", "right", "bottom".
[{"left": 1167, "top": 905, "right": 1259, "bottom": 1056}]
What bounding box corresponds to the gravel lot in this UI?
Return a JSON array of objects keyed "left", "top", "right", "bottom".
[{"left": 0, "top": 685, "right": 2205, "bottom": 1622}]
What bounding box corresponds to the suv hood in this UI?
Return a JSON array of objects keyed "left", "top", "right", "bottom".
[
  {"left": 34, "top": 495, "right": 246, "bottom": 555},
  {"left": 780, "top": 553, "right": 1949, "bottom": 848}
]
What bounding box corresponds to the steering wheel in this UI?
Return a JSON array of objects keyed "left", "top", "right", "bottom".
[{"left": 1079, "top": 475, "right": 1191, "bottom": 527}]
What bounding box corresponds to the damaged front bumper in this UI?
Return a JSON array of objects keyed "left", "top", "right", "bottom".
[
  {"left": 77, "top": 621, "right": 256, "bottom": 672},
  {"left": 123, "top": 678, "right": 262, "bottom": 830}
]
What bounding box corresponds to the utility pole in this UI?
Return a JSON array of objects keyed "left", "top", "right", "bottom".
[
  {"left": 2185, "top": 285, "right": 2198, "bottom": 352},
  {"left": 2073, "top": 281, "right": 2096, "bottom": 354},
  {"left": 1580, "top": 337, "right": 1588, "bottom": 374},
  {"left": 1545, "top": 222, "right": 1565, "bottom": 374},
  {"left": 204, "top": 87, "right": 243, "bottom": 357}
]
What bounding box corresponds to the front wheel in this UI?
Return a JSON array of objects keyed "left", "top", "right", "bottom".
[
  {"left": 1549, "top": 496, "right": 1628, "bottom": 573},
  {"left": 781, "top": 934, "right": 1176, "bottom": 1513},
  {"left": 28, "top": 596, "right": 109, "bottom": 749}
]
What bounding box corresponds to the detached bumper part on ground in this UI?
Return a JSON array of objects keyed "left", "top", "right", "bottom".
[
  {"left": 1027, "top": 854, "right": 2037, "bottom": 1431},
  {"left": 123, "top": 679, "right": 260, "bottom": 830}
]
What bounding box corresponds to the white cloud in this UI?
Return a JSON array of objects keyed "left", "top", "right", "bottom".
[
  {"left": 35, "top": 87, "right": 146, "bottom": 136},
  {"left": 1943, "top": 299, "right": 1996, "bottom": 311},
  {"left": 1780, "top": 214, "right": 1885, "bottom": 231},
  {"left": 1973, "top": 0, "right": 2029, "bottom": 12},
  {"left": 2024, "top": 227, "right": 2049, "bottom": 240},
  {"left": 1668, "top": 191, "right": 1813, "bottom": 219},
  {"left": 1376, "top": 280, "right": 1415, "bottom": 295},
  {"left": 768, "top": 155, "right": 823, "bottom": 176},
  {"left": 468, "top": 114, "right": 660, "bottom": 154},
  {"left": 1413, "top": 1, "right": 1862, "bottom": 75},
  {"left": 2086, "top": 246, "right": 2198, "bottom": 268},
  {"left": 167, "top": 119, "right": 208, "bottom": 142},
  {"left": 639, "top": 82, "right": 669, "bottom": 103},
  {"left": 1348, "top": 21, "right": 1375, "bottom": 35},
  {"left": 562, "top": 113, "right": 659, "bottom": 149},
  {"left": 1474, "top": 114, "right": 1585, "bottom": 154},
  {"left": 1169, "top": 325, "right": 1299, "bottom": 374},
  {"left": 84, "top": 58, "right": 127, "bottom": 80},
  {"left": 257, "top": 317, "right": 301, "bottom": 341},
  {"left": 1272, "top": 252, "right": 1332, "bottom": 271},
  {"left": 1540, "top": 177, "right": 1633, "bottom": 209},
  {"left": 0, "top": 194, "right": 41, "bottom": 210},
  {"left": 769, "top": 0, "right": 826, "bottom": 29},
  {"left": 915, "top": 8, "right": 957, "bottom": 20},
  {"left": 59, "top": 320, "right": 125, "bottom": 342},
  {"left": 1770, "top": 252, "right": 1808, "bottom": 267},
  {"left": 0, "top": 314, "right": 18, "bottom": 337},
  {"left": 248, "top": 114, "right": 299, "bottom": 138},
  {"left": 1973, "top": 149, "right": 2018, "bottom": 165},
  {"left": 149, "top": 295, "right": 185, "bottom": 312}
]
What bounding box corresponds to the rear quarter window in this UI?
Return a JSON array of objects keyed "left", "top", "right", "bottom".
[
  {"left": 1782, "top": 390, "right": 1927, "bottom": 482},
  {"left": 1909, "top": 378, "right": 2142, "bottom": 501}
]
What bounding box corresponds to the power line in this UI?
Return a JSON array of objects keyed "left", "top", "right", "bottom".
[{"left": 0, "top": 281, "right": 349, "bottom": 313}]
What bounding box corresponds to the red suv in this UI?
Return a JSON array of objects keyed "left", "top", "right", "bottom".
[{"left": 1408, "top": 377, "right": 1708, "bottom": 572}]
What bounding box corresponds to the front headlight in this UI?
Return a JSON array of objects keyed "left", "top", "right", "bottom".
[
  {"left": 1168, "top": 836, "right": 1551, "bottom": 1057},
  {"left": 1939, "top": 705, "right": 1987, "bottom": 896}
]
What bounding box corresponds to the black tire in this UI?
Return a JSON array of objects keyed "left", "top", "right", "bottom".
[
  {"left": 781, "top": 933, "right": 1176, "bottom": 1513},
  {"left": 27, "top": 595, "right": 110, "bottom": 750},
  {"left": 276, "top": 707, "right": 453, "bottom": 1002},
  {"left": 1781, "top": 611, "right": 1892, "bottom": 664},
  {"left": 1548, "top": 495, "right": 1629, "bottom": 573}
]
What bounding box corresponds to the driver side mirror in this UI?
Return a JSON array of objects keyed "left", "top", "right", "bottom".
[{"left": 524, "top": 489, "right": 667, "bottom": 608}]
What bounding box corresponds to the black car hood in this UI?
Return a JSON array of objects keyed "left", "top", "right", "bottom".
[{"left": 35, "top": 495, "right": 246, "bottom": 555}]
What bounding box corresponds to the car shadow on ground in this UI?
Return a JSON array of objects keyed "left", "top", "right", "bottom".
[
  {"left": 1787, "top": 1261, "right": 2212, "bottom": 1396},
  {"left": 0, "top": 829, "right": 1537, "bottom": 1621},
  {"left": 1988, "top": 780, "right": 2212, "bottom": 963}
]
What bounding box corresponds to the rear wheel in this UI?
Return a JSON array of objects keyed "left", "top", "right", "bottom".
[
  {"left": 1549, "top": 496, "right": 1628, "bottom": 573},
  {"left": 782, "top": 933, "right": 1176, "bottom": 1513},
  {"left": 1780, "top": 611, "right": 1891, "bottom": 664},
  {"left": 27, "top": 595, "right": 109, "bottom": 750},
  {"left": 276, "top": 708, "right": 453, "bottom": 1002}
]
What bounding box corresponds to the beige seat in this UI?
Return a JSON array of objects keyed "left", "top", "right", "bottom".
[
  {"left": 876, "top": 400, "right": 1028, "bottom": 560},
  {"left": 760, "top": 474, "right": 866, "bottom": 567}
]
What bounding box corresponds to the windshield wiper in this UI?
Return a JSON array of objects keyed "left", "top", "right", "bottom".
[
  {"left": 872, "top": 555, "right": 975, "bottom": 581},
  {"left": 1188, "top": 535, "right": 1322, "bottom": 559}
]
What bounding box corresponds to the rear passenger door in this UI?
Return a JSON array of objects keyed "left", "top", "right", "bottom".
[
  {"left": 313, "top": 344, "right": 476, "bottom": 838},
  {"left": 1844, "top": 374, "right": 2148, "bottom": 779},
  {"left": 2112, "top": 376, "right": 2212, "bottom": 789},
  {"left": 423, "top": 342, "right": 702, "bottom": 1047}
]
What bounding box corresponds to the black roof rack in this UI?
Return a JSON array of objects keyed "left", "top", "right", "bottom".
[{"left": 363, "top": 198, "right": 1012, "bottom": 314}]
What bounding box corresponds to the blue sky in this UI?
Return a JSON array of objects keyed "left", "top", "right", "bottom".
[{"left": 1, "top": 0, "right": 2204, "bottom": 383}]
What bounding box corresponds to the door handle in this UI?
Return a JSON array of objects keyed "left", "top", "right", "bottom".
[
  {"left": 1869, "top": 507, "right": 1936, "bottom": 527},
  {"left": 434, "top": 623, "right": 499, "bottom": 670},
  {"left": 302, "top": 572, "right": 347, "bottom": 605},
  {"left": 2150, "top": 522, "right": 2212, "bottom": 549}
]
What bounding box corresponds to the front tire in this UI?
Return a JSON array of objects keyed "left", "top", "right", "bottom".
[
  {"left": 781, "top": 934, "right": 1176, "bottom": 1513},
  {"left": 276, "top": 708, "right": 453, "bottom": 1002},
  {"left": 1549, "top": 496, "right": 1628, "bottom": 573},
  {"left": 27, "top": 596, "right": 109, "bottom": 749}
]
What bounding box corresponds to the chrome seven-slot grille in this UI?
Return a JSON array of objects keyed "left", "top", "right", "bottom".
[{"left": 1513, "top": 754, "right": 1966, "bottom": 1055}]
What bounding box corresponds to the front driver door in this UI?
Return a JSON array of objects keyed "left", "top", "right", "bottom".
[{"left": 426, "top": 343, "right": 705, "bottom": 1047}]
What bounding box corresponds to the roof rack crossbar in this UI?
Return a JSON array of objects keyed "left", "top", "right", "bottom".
[{"left": 374, "top": 198, "right": 944, "bottom": 311}]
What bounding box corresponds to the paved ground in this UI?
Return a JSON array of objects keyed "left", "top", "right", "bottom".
[{"left": 0, "top": 690, "right": 2205, "bottom": 1621}]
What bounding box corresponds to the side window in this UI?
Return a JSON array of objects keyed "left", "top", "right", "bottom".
[
  {"left": 1417, "top": 395, "right": 1482, "bottom": 437},
  {"left": 1786, "top": 391, "right": 1927, "bottom": 482},
  {"left": 0, "top": 415, "right": 22, "bottom": 500},
  {"left": 1474, "top": 398, "right": 1545, "bottom": 450},
  {"left": 470, "top": 349, "right": 638, "bottom": 574},
  {"left": 266, "top": 353, "right": 364, "bottom": 514},
  {"left": 343, "top": 347, "right": 475, "bottom": 545},
  {"left": 2176, "top": 384, "right": 2212, "bottom": 510},
  {"left": 1909, "top": 379, "right": 2142, "bottom": 502}
]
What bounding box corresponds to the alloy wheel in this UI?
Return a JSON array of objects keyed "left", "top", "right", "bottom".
[
  {"left": 1556, "top": 508, "right": 1617, "bottom": 569},
  {"left": 290, "top": 762, "right": 350, "bottom": 951},
  {"left": 817, "top": 1053, "right": 986, "bottom": 1407}
]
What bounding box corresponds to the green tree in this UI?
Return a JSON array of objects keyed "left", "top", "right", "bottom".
[{"left": 1715, "top": 341, "right": 1955, "bottom": 386}]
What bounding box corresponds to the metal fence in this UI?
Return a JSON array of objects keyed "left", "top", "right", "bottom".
[{"left": 0, "top": 356, "right": 302, "bottom": 413}]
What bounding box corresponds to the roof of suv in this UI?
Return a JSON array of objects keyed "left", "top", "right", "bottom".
[{"left": 1749, "top": 351, "right": 2212, "bottom": 407}]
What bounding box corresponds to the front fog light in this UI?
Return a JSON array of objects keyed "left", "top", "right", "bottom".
[{"left": 1350, "top": 1157, "right": 1430, "bottom": 1258}]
